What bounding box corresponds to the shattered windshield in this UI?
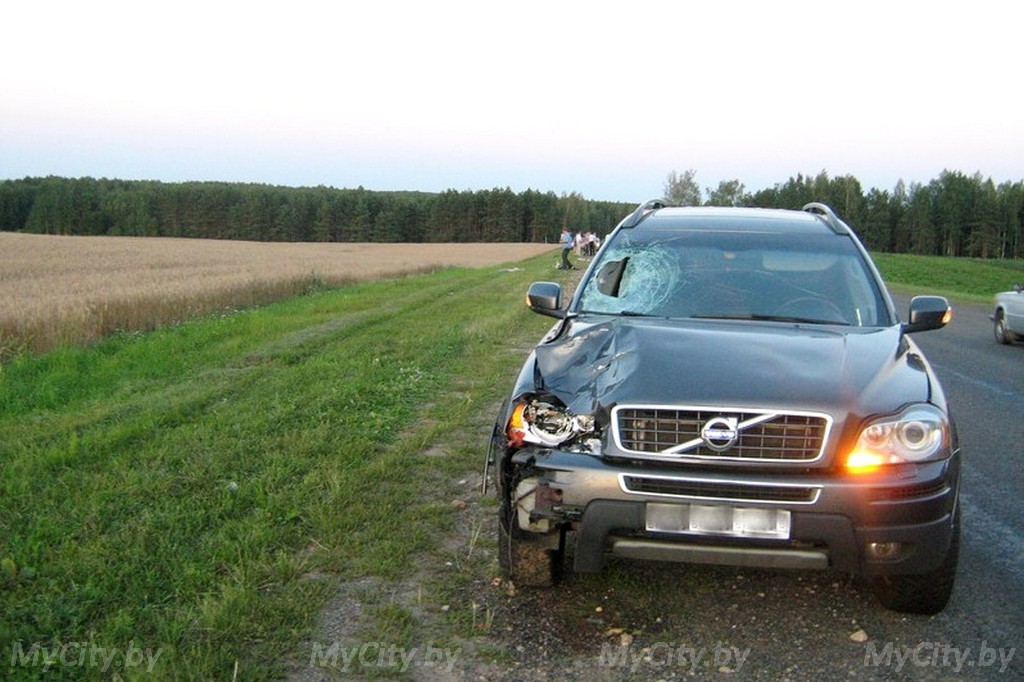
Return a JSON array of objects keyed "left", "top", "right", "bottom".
[{"left": 576, "top": 229, "right": 890, "bottom": 327}]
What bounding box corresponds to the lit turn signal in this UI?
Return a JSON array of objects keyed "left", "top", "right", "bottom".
[{"left": 845, "top": 450, "right": 886, "bottom": 474}]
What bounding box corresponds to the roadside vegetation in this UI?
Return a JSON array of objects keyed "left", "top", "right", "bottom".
[
  {"left": 0, "top": 249, "right": 1018, "bottom": 680},
  {"left": 1, "top": 253, "right": 564, "bottom": 679},
  {"left": 872, "top": 252, "right": 1024, "bottom": 302}
]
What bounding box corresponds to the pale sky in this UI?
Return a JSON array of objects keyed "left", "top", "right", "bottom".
[{"left": 2, "top": 1, "right": 1021, "bottom": 202}]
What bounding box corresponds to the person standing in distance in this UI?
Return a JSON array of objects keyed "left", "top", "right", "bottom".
[{"left": 559, "top": 227, "right": 574, "bottom": 270}]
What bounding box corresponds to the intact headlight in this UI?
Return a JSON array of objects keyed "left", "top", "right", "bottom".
[
  {"left": 847, "top": 404, "right": 950, "bottom": 471},
  {"left": 507, "top": 398, "right": 595, "bottom": 448}
]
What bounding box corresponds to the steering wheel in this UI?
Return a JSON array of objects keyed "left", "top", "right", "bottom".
[{"left": 773, "top": 297, "right": 848, "bottom": 323}]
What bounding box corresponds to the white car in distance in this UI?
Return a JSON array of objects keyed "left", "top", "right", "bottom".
[{"left": 993, "top": 282, "right": 1024, "bottom": 344}]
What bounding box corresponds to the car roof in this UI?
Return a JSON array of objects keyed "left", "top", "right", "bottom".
[
  {"left": 615, "top": 201, "right": 855, "bottom": 236},
  {"left": 637, "top": 206, "right": 841, "bottom": 235}
]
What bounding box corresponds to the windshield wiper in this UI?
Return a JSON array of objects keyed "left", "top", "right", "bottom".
[
  {"left": 575, "top": 309, "right": 658, "bottom": 318},
  {"left": 691, "top": 313, "right": 851, "bottom": 326}
]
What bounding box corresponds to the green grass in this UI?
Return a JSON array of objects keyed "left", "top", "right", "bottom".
[
  {"left": 872, "top": 252, "right": 1024, "bottom": 302},
  {"left": 0, "top": 254, "right": 563, "bottom": 681}
]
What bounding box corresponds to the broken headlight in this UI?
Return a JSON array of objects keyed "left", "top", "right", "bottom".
[{"left": 507, "top": 398, "right": 596, "bottom": 448}]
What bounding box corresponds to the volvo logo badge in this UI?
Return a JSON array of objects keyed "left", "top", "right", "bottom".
[{"left": 701, "top": 416, "right": 739, "bottom": 452}]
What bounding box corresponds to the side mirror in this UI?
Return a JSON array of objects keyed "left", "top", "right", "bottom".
[
  {"left": 902, "top": 296, "right": 952, "bottom": 334},
  {"left": 1013, "top": 283, "right": 1023, "bottom": 293},
  {"left": 526, "top": 281, "right": 565, "bottom": 318}
]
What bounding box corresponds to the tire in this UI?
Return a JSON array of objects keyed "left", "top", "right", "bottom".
[
  {"left": 871, "top": 506, "right": 959, "bottom": 615},
  {"left": 498, "top": 497, "right": 561, "bottom": 587},
  {"left": 994, "top": 310, "right": 1011, "bottom": 345}
]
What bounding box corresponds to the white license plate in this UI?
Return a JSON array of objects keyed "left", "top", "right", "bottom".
[{"left": 646, "top": 503, "right": 791, "bottom": 539}]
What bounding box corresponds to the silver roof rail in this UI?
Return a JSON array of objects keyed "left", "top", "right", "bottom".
[
  {"left": 618, "top": 199, "right": 670, "bottom": 229},
  {"left": 802, "top": 202, "right": 851, "bottom": 235}
]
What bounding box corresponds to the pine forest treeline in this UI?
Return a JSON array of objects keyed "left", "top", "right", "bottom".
[
  {"left": 1, "top": 170, "right": 1022, "bottom": 258},
  {"left": 0, "top": 178, "right": 629, "bottom": 246},
  {"left": 743, "top": 170, "right": 1024, "bottom": 260}
]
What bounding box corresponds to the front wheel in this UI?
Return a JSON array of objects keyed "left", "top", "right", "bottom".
[
  {"left": 871, "top": 507, "right": 959, "bottom": 615},
  {"left": 994, "top": 311, "right": 1012, "bottom": 344},
  {"left": 498, "top": 497, "right": 562, "bottom": 587}
]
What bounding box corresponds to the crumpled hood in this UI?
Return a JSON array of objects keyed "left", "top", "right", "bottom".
[{"left": 529, "top": 316, "right": 932, "bottom": 420}]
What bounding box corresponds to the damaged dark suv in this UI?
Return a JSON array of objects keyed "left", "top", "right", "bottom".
[{"left": 487, "top": 201, "right": 960, "bottom": 614}]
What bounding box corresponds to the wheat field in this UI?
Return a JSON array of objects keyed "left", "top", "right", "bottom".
[{"left": 0, "top": 232, "right": 555, "bottom": 355}]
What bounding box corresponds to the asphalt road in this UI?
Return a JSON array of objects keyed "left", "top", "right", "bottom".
[
  {"left": 489, "top": 294, "right": 1023, "bottom": 682},
  {"left": 886, "top": 293, "right": 1024, "bottom": 678}
]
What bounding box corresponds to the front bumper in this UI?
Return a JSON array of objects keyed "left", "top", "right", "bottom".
[{"left": 509, "top": 447, "right": 959, "bottom": 577}]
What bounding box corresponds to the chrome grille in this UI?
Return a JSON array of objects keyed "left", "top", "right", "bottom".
[{"left": 614, "top": 406, "right": 830, "bottom": 462}]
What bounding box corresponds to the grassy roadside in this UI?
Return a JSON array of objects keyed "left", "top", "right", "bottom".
[
  {"left": 0, "top": 252, "right": 567, "bottom": 680},
  {"left": 871, "top": 252, "right": 1024, "bottom": 303}
]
